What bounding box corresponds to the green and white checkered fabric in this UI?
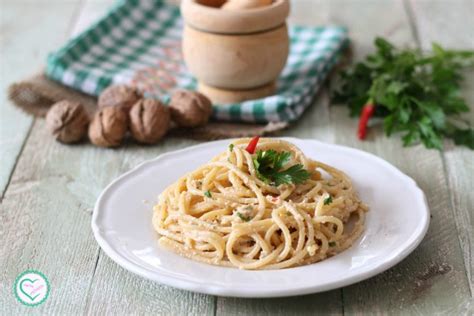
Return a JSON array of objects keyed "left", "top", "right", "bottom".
[{"left": 46, "top": 0, "right": 348, "bottom": 123}]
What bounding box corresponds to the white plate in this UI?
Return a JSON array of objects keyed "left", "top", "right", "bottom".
[{"left": 92, "top": 138, "right": 429, "bottom": 298}]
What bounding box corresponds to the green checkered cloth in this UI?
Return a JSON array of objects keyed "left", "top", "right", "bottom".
[{"left": 46, "top": 0, "right": 348, "bottom": 123}]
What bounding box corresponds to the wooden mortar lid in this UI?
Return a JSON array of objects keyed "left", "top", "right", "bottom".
[{"left": 181, "top": 0, "right": 290, "bottom": 34}]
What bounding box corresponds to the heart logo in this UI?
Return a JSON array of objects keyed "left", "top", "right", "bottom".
[
  {"left": 14, "top": 270, "right": 50, "bottom": 307},
  {"left": 19, "top": 278, "right": 40, "bottom": 302}
]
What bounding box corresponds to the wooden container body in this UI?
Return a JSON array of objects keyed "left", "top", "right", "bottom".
[
  {"left": 180, "top": 0, "right": 290, "bottom": 103},
  {"left": 183, "top": 24, "right": 289, "bottom": 90}
]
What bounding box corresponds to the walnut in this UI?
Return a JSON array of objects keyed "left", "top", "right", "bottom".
[
  {"left": 129, "top": 99, "right": 170, "bottom": 144},
  {"left": 46, "top": 100, "right": 89, "bottom": 143},
  {"left": 98, "top": 85, "right": 141, "bottom": 112},
  {"left": 222, "top": 0, "right": 272, "bottom": 10},
  {"left": 88, "top": 107, "right": 128, "bottom": 147},
  {"left": 169, "top": 90, "right": 213, "bottom": 127}
]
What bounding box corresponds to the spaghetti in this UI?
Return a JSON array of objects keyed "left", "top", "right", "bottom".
[{"left": 152, "top": 138, "right": 368, "bottom": 270}]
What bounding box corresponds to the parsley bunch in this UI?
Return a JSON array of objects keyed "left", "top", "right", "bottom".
[
  {"left": 253, "top": 150, "right": 310, "bottom": 186},
  {"left": 333, "top": 37, "right": 474, "bottom": 149}
]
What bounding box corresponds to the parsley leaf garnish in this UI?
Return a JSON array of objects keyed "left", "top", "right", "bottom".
[
  {"left": 229, "top": 144, "right": 234, "bottom": 152},
  {"left": 253, "top": 150, "right": 310, "bottom": 186},
  {"left": 324, "top": 196, "right": 333, "bottom": 205},
  {"left": 237, "top": 212, "right": 251, "bottom": 222},
  {"left": 204, "top": 190, "right": 212, "bottom": 198},
  {"left": 333, "top": 37, "right": 474, "bottom": 150},
  {"left": 329, "top": 241, "right": 336, "bottom": 247}
]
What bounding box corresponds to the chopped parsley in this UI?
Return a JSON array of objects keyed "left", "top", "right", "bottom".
[
  {"left": 229, "top": 144, "right": 234, "bottom": 151},
  {"left": 237, "top": 212, "right": 251, "bottom": 222},
  {"left": 324, "top": 196, "right": 333, "bottom": 205},
  {"left": 252, "top": 150, "right": 310, "bottom": 186},
  {"left": 329, "top": 241, "right": 336, "bottom": 247},
  {"left": 204, "top": 190, "right": 212, "bottom": 198}
]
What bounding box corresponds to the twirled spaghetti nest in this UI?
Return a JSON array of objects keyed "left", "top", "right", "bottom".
[{"left": 153, "top": 138, "right": 368, "bottom": 270}]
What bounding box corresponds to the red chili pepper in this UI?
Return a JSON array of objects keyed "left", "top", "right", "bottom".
[
  {"left": 245, "top": 136, "right": 260, "bottom": 154},
  {"left": 358, "top": 101, "right": 375, "bottom": 140}
]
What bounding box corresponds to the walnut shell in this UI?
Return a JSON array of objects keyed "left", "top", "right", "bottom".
[
  {"left": 46, "top": 100, "right": 89, "bottom": 143},
  {"left": 88, "top": 107, "right": 128, "bottom": 147},
  {"left": 169, "top": 90, "right": 213, "bottom": 127},
  {"left": 222, "top": 0, "right": 272, "bottom": 10},
  {"left": 98, "top": 85, "right": 141, "bottom": 112},
  {"left": 129, "top": 99, "right": 170, "bottom": 144}
]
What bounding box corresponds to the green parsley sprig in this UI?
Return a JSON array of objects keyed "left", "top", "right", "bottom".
[
  {"left": 253, "top": 150, "right": 310, "bottom": 186},
  {"left": 333, "top": 37, "right": 474, "bottom": 150}
]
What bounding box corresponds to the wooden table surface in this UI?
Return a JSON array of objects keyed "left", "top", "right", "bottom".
[{"left": 1, "top": 0, "right": 473, "bottom": 314}]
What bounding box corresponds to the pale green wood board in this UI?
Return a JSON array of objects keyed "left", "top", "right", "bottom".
[
  {"left": 0, "top": 1, "right": 85, "bottom": 197},
  {"left": 0, "top": 120, "right": 107, "bottom": 314},
  {"left": 0, "top": 0, "right": 473, "bottom": 314},
  {"left": 0, "top": 2, "right": 211, "bottom": 314},
  {"left": 0, "top": 2, "right": 84, "bottom": 313},
  {"left": 326, "top": 0, "right": 472, "bottom": 314},
  {"left": 409, "top": 0, "right": 474, "bottom": 299}
]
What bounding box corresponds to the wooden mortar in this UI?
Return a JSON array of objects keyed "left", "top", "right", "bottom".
[{"left": 181, "top": 0, "right": 290, "bottom": 104}]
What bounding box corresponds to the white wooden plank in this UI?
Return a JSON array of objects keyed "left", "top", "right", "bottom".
[
  {"left": 408, "top": 0, "right": 474, "bottom": 298},
  {"left": 218, "top": 293, "right": 342, "bottom": 316},
  {"left": 287, "top": 0, "right": 330, "bottom": 27},
  {"left": 0, "top": 1, "right": 83, "bottom": 197},
  {"left": 70, "top": 0, "right": 112, "bottom": 37},
  {"left": 0, "top": 119, "right": 107, "bottom": 314},
  {"left": 322, "top": 0, "right": 473, "bottom": 314},
  {"left": 86, "top": 254, "right": 214, "bottom": 315},
  {"left": 0, "top": 4, "right": 87, "bottom": 314},
  {"left": 408, "top": 0, "right": 474, "bottom": 50}
]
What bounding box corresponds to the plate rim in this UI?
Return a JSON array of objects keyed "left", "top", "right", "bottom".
[{"left": 91, "top": 137, "right": 430, "bottom": 297}]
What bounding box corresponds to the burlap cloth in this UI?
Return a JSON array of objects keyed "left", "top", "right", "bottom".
[{"left": 8, "top": 73, "right": 289, "bottom": 140}]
